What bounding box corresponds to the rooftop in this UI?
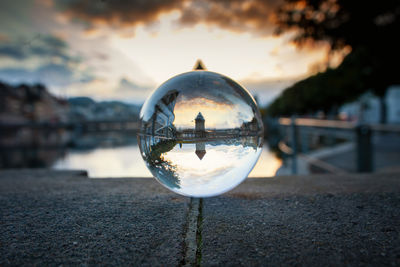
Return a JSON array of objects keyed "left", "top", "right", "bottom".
[{"left": 195, "top": 112, "right": 204, "bottom": 121}]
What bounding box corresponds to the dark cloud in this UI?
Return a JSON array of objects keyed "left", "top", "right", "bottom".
[
  {"left": 179, "top": 0, "right": 282, "bottom": 34},
  {"left": 0, "top": 34, "right": 79, "bottom": 63},
  {"left": 0, "top": 31, "right": 96, "bottom": 91},
  {"left": 56, "top": 0, "right": 283, "bottom": 35},
  {"left": 0, "top": 63, "right": 72, "bottom": 87},
  {"left": 36, "top": 63, "right": 74, "bottom": 86},
  {"left": 57, "top": 0, "right": 183, "bottom": 28},
  {"left": 0, "top": 45, "right": 26, "bottom": 59},
  {"left": 0, "top": 62, "right": 96, "bottom": 88},
  {"left": 118, "top": 78, "right": 150, "bottom": 91},
  {"left": 39, "top": 35, "right": 68, "bottom": 50}
]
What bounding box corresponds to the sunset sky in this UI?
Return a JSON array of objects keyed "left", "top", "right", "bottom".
[{"left": 0, "top": 0, "right": 337, "bottom": 105}]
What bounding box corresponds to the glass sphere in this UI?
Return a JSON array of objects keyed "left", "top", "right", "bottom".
[{"left": 138, "top": 70, "right": 264, "bottom": 197}]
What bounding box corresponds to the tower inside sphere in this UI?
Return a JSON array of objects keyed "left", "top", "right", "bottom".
[{"left": 138, "top": 61, "right": 264, "bottom": 197}]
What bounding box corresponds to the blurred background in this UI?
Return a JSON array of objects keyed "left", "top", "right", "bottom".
[{"left": 1, "top": 0, "right": 399, "bottom": 177}]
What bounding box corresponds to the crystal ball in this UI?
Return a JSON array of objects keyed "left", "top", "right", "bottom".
[{"left": 138, "top": 70, "right": 264, "bottom": 197}]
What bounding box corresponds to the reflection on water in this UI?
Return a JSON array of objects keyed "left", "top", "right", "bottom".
[
  {"left": 0, "top": 130, "right": 282, "bottom": 177},
  {"left": 139, "top": 134, "right": 266, "bottom": 196},
  {"left": 52, "top": 145, "right": 151, "bottom": 177},
  {"left": 51, "top": 143, "right": 280, "bottom": 178},
  {"left": 150, "top": 139, "right": 262, "bottom": 195}
]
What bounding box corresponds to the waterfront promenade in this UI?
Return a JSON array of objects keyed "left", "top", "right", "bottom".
[{"left": 1, "top": 170, "right": 399, "bottom": 266}]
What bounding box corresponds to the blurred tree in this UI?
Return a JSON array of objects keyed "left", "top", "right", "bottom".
[
  {"left": 267, "top": 48, "right": 368, "bottom": 117},
  {"left": 273, "top": 0, "right": 400, "bottom": 122}
]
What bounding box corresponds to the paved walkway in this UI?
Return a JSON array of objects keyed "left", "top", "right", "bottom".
[
  {"left": 318, "top": 133, "right": 400, "bottom": 173},
  {"left": 277, "top": 133, "right": 400, "bottom": 175},
  {"left": 1, "top": 170, "right": 399, "bottom": 266}
]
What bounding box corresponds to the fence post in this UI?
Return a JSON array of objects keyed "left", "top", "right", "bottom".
[
  {"left": 301, "top": 128, "right": 309, "bottom": 154},
  {"left": 356, "top": 125, "right": 373, "bottom": 172},
  {"left": 291, "top": 116, "right": 297, "bottom": 174}
]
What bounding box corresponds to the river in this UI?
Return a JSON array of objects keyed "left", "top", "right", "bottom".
[{"left": 52, "top": 143, "right": 281, "bottom": 178}]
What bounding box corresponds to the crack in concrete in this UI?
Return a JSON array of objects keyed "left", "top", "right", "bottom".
[
  {"left": 182, "top": 198, "right": 203, "bottom": 267},
  {"left": 196, "top": 198, "right": 203, "bottom": 266}
]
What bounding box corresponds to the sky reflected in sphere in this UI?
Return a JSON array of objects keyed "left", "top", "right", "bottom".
[{"left": 138, "top": 70, "right": 264, "bottom": 197}]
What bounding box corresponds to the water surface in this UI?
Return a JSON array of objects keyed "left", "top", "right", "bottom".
[{"left": 52, "top": 144, "right": 281, "bottom": 178}]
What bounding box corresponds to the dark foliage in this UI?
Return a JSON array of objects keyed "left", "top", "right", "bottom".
[{"left": 269, "top": 0, "right": 400, "bottom": 119}]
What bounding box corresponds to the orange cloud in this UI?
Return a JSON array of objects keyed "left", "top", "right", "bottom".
[
  {"left": 59, "top": 0, "right": 184, "bottom": 28},
  {"left": 179, "top": 0, "right": 282, "bottom": 35},
  {"left": 57, "top": 0, "right": 283, "bottom": 36}
]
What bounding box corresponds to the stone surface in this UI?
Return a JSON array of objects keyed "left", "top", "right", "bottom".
[
  {"left": 0, "top": 170, "right": 189, "bottom": 266},
  {"left": 202, "top": 174, "right": 400, "bottom": 266},
  {"left": 1, "top": 170, "right": 400, "bottom": 266}
]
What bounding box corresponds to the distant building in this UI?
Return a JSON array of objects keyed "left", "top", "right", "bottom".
[
  {"left": 240, "top": 117, "right": 259, "bottom": 134},
  {"left": 339, "top": 86, "right": 400, "bottom": 124},
  {"left": 141, "top": 91, "right": 179, "bottom": 138},
  {"left": 194, "top": 112, "right": 206, "bottom": 160},
  {"left": 387, "top": 86, "right": 400, "bottom": 123},
  {"left": 0, "top": 82, "right": 69, "bottom": 124},
  {"left": 195, "top": 142, "right": 206, "bottom": 160},
  {"left": 0, "top": 82, "right": 70, "bottom": 147},
  {"left": 195, "top": 112, "right": 205, "bottom": 137}
]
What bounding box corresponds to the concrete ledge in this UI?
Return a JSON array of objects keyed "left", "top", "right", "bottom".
[
  {"left": 0, "top": 170, "right": 189, "bottom": 266},
  {"left": 203, "top": 174, "right": 400, "bottom": 266},
  {"left": 230, "top": 172, "right": 400, "bottom": 197},
  {"left": 1, "top": 170, "right": 399, "bottom": 266}
]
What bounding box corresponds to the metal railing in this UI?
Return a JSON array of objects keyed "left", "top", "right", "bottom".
[{"left": 278, "top": 117, "right": 400, "bottom": 174}]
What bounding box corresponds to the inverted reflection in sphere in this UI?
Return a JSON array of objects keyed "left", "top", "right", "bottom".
[{"left": 138, "top": 64, "right": 264, "bottom": 197}]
